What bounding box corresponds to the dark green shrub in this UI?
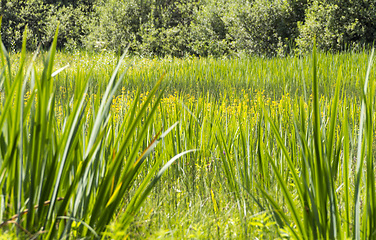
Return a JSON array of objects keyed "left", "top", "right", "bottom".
[
  {"left": 84, "top": 0, "right": 145, "bottom": 52},
  {"left": 0, "top": 0, "right": 51, "bottom": 50},
  {"left": 233, "top": 0, "right": 304, "bottom": 56},
  {"left": 297, "top": 0, "right": 376, "bottom": 52},
  {"left": 139, "top": 23, "right": 193, "bottom": 57},
  {"left": 44, "top": 4, "right": 92, "bottom": 50},
  {"left": 0, "top": 0, "right": 94, "bottom": 51},
  {"left": 4, "top": 0, "right": 375, "bottom": 56},
  {"left": 138, "top": 0, "right": 199, "bottom": 57},
  {"left": 85, "top": 0, "right": 200, "bottom": 56},
  {"left": 188, "top": 0, "right": 235, "bottom": 57}
]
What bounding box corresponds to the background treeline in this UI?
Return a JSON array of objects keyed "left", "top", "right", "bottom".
[{"left": 1, "top": 0, "right": 375, "bottom": 57}]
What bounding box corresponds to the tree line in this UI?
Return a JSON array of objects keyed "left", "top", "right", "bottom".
[{"left": 1, "top": 0, "right": 375, "bottom": 57}]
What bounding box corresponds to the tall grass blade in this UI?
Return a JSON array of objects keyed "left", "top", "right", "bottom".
[{"left": 354, "top": 48, "right": 374, "bottom": 239}]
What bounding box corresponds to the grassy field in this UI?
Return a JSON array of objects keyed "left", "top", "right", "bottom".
[{"left": 1, "top": 30, "right": 376, "bottom": 239}]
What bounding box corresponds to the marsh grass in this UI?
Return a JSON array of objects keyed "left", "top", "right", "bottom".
[
  {"left": 0, "top": 24, "right": 194, "bottom": 239},
  {"left": 215, "top": 44, "right": 376, "bottom": 239},
  {"left": 1, "top": 25, "right": 376, "bottom": 239}
]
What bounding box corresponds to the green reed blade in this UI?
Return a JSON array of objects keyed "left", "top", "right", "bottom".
[{"left": 354, "top": 48, "right": 374, "bottom": 240}]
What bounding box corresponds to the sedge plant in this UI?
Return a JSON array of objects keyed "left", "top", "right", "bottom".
[
  {"left": 0, "top": 23, "right": 194, "bottom": 239},
  {"left": 216, "top": 42, "right": 376, "bottom": 239}
]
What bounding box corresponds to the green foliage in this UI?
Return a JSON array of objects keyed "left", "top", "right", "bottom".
[
  {"left": 83, "top": 0, "right": 375, "bottom": 56},
  {"left": 2, "top": 0, "right": 376, "bottom": 56},
  {"left": 0, "top": 0, "right": 50, "bottom": 50},
  {"left": 0, "top": 0, "right": 94, "bottom": 51},
  {"left": 297, "top": 0, "right": 376, "bottom": 52},
  {"left": 84, "top": 0, "right": 144, "bottom": 52},
  {"left": 138, "top": 0, "right": 199, "bottom": 57},
  {"left": 85, "top": 0, "right": 200, "bottom": 57},
  {"left": 85, "top": 0, "right": 304, "bottom": 56},
  {"left": 233, "top": 0, "right": 305, "bottom": 56},
  {"left": 189, "top": 0, "right": 235, "bottom": 56},
  {"left": 44, "top": 4, "right": 92, "bottom": 50}
]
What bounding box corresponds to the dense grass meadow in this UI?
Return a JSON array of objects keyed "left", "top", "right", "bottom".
[{"left": 2, "top": 29, "right": 376, "bottom": 239}]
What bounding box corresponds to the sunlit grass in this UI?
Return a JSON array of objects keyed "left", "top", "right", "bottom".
[{"left": 1, "top": 26, "right": 376, "bottom": 239}]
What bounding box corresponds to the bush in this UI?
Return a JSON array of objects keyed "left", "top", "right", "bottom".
[
  {"left": 85, "top": 0, "right": 200, "bottom": 57},
  {"left": 84, "top": 0, "right": 144, "bottom": 52},
  {"left": 3, "top": 0, "right": 375, "bottom": 56},
  {"left": 296, "top": 0, "right": 376, "bottom": 52},
  {"left": 0, "top": 0, "right": 94, "bottom": 51},
  {"left": 233, "top": 0, "right": 304, "bottom": 57},
  {"left": 139, "top": 23, "right": 193, "bottom": 57},
  {"left": 138, "top": 0, "right": 199, "bottom": 57},
  {"left": 188, "top": 0, "right": 235, "bottom": 57},
  {"left": 44, "top": 4, "right": 92, "bottom": 50},
  {"left": 0, "top": 0, "right": 51, "bottom": 50},
  {"left": 85, "top": 0, "right": 309, "bottom": 57}
]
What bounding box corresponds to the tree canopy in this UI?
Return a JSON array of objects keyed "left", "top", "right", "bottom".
[{"left": 1, "top": 0, "right": 375, "bottom": 56}]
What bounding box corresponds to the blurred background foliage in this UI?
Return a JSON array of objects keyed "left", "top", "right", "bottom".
[{"left": 1, "top": 0, "right": 375, "bottom": 56}]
